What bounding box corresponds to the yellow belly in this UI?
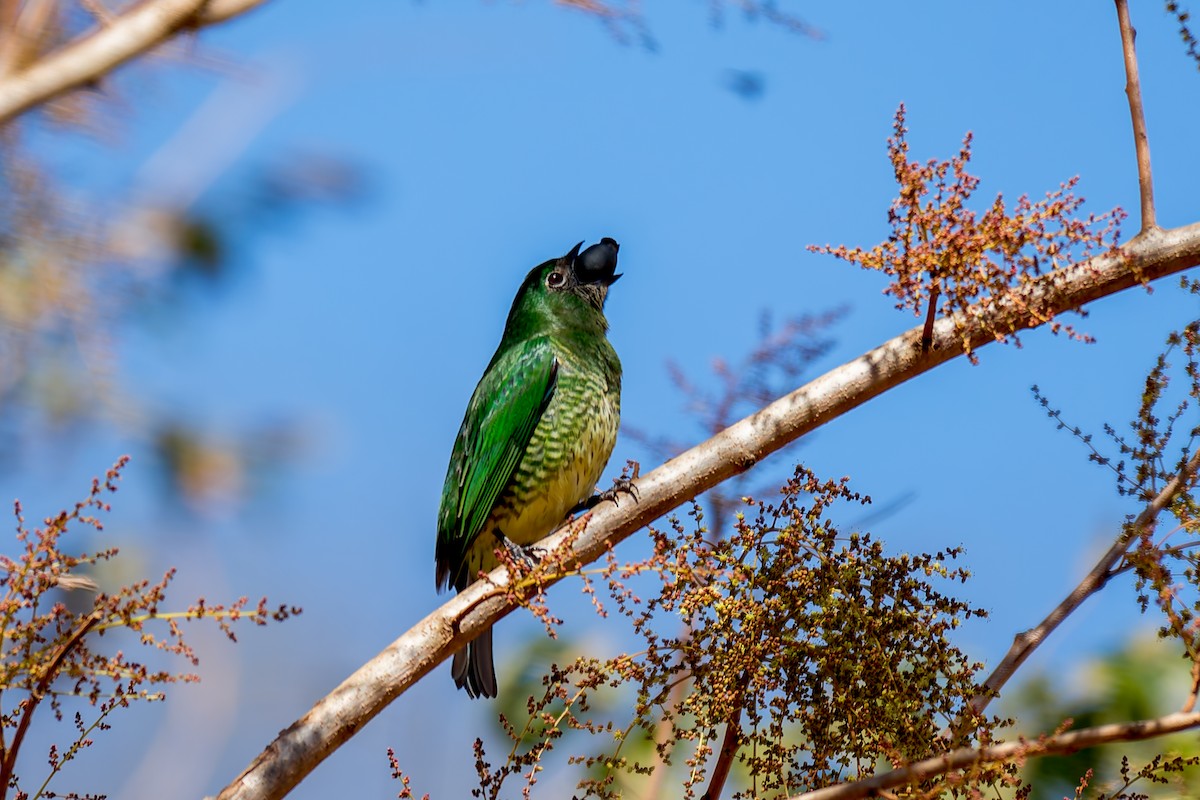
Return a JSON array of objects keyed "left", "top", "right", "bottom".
[{"left": 464, "top": 367, "right": 619, "bottom": 580}]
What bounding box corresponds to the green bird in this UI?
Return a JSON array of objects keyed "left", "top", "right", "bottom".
[{"left": 436, "top": 238, "right": 624, "bottom": 699}]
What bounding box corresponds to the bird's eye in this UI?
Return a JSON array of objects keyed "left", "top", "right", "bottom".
[{"left": 546, "top": 270, "right": 566, "bottom": 288}]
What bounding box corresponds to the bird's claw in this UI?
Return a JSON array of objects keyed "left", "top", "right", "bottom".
[
  {"left": 596, "top": 474, "right": 640, "bottom": 507},
  {"left": 568, "top": 460, "right": 641, "bottom": 516},
  {"left": 495, "top": 531, "right": 545, "bottom": 569}
]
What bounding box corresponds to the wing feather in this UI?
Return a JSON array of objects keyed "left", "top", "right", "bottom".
[{"left": 436, "top": 338, "right": 558, "bottom": 590}]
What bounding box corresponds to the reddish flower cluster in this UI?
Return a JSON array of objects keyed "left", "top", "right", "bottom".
[{"left": 810, "top": 105, "right": 1126, "bottom": 361}]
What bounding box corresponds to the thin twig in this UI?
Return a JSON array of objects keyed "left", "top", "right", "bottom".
[
  {"left": 0, "top": 612, "right": 101, "bottom": 799},
  {"left": 920, "top": 287, "right": 940, "bottom": 351},
  {"left": 1108, "top": 539, "right": 1200, "bottom": 578},
  {"left": 701, "top": 685, "right": 747, "bottom": 800},
  {"left": 961, "top": 446, "right": 1200, "bottom": 725},
  {"left": 1115, "top": 0, "right": 1158, "bottom": 235},
  {"left": 789, "top": 711, "right": 1200, "bottom": 800},
  {"left": 1183, "top": 660, "right": 1200, "bottom": 713},
  {"left": 30, "top": 699, "right": 116, "bottom": 800}
]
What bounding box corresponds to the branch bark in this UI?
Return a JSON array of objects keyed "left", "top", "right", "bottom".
[
  {"left": 1115, "top": 0, "right": 1158, "bottom": 234},
  {"left": 0, "top": 0, "right": 269, "bottom": 126},
  {"left": 789, "top": 711, "right": 1200, "bottom": 800},
  {"left": 213, "top": 224, "right": 1200, "bottom": 800}
]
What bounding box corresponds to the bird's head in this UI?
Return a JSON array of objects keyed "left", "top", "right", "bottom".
[{"left": 505, "top": 238, "right": 621, "bottom": 335}]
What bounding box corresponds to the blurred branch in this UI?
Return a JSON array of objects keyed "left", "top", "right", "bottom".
[
  {"left": 1186, "top": 660, "right": 1200, "bottom": 713},
  {"left": 1165, "top": 1, "right": 1200, "bottom": 70},
  {"left": 554, "top": 0, "right": 823, "bottom": 45},
  {"left": 0, "top": 0, "right": 268, "bottom": 126},
  {"left": 790, "top": 711, "right": 1200, "bottom": 800},
  {"left": 0, "top": 0, "right": 57, "bottom": 78},
  {"left": 198, "top": 0, "right": 268, "bottom": 24},
  {"left": 727, "top": 0, "right": 824, "bottom": 39},
  {"left": 215, "top": 223, "right": 1200, "bottom": 800}
]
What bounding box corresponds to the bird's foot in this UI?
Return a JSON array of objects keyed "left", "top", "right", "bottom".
[
  {"left": 494, "top": 531, "right": 545, "bottom": 569},
  {"left": 598, "top": 464, "right": 641, "bottom": 507},
  {"left": 567, "top": 460, "right": 641, "bottom": 516}
]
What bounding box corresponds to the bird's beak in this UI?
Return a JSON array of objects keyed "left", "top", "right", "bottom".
[{"left": 573, "top": 238, "right": 621, "bottom": 287}]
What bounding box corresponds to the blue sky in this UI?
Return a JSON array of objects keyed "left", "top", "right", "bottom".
[{"left": 8, "top": 2, "right": 1200, "bottom": 797}]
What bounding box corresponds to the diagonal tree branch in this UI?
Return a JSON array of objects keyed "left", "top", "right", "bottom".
[
  {"left": 214, "top": 224, "right": 1200, "bottom": 800},
  {"left": 961, "top": 446, "right": 1200, "bottom": 724},
  {"left": 0, "top": 0, "right": 269, "bottom": 126},
  {"left": 790, "top": 711, "right": 1200, "bottom": 800}
]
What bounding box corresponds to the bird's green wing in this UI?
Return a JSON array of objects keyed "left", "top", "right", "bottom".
[{"left": 436, "top": 337, "right": 558, "bottom": 590}]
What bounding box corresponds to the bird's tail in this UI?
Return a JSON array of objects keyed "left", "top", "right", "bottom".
[{"left": 452, "top": 626, "right": 497, "bottom": 699}]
